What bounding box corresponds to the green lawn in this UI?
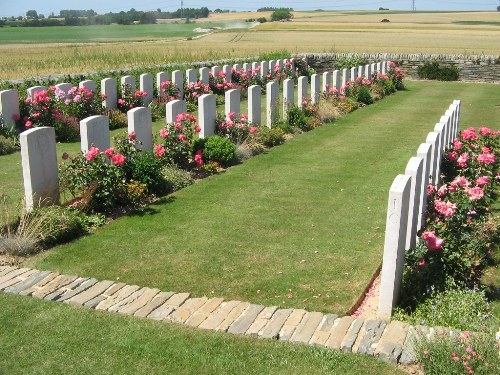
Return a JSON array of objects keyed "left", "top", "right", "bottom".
[
  {"left": 14, "top": 80, "right": 498, "bottom": 315},
  {"left": 0, "top": 23, "right": 224, "bottom": 44},
  {"left": 0, "top": 293, "right": 404, "bottom": 375}
]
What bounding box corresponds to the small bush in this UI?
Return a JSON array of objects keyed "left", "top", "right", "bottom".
[
  {"left": 417, "top": 62, "right": 460, "bottom": 81},
  {"left": 356, "top": 86, "right": 374, "bottom": 105},
  {"left": 252, "top": 127, "right": 285, "bottom": 147},
  {"left": 381, "top": 19, "right": 390, "bottom": 23},
  {"left": 107, "top": 109, "right": 128, "bottom": 130},
  {"left": 195, "top": 136, "right": 236, "bottom": 165},
  {"left": 287, "top": 106, "right": 312, "bottom": 131},
  {"left": 125, "top": 151, "right": 166, "bottom": 196},
  {"left": 162, "top": 165, "right": 194, "bottom": 193},
  {"left": 0, "top": 135, "right": 17, "bottom": 156},
  {"left": 336, "top": 56, "right": 368, "bottom": 69},
  {"left": 54, "top": 114, "right": 80, "bottom": 142}
]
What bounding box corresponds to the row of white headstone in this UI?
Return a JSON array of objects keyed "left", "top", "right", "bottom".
[
  {"left": 377, "top": 100, "right": 461, "bottom": 320},
  {"left": 0, "top": 60, "right": 391, "bottom": 129}
]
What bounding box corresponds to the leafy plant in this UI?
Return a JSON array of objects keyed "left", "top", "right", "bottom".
[
  {"left": 0, "top": 135, "right": 17, "bottom": 156},
  {"left": 161, "top": 165, "right": 194, "bottom": 193},
  {"left": 335, "top": 56, "right": 368, "bottom": 69},
  {"left": 252, "top": 127, "right": 285, "bottom": 147},
  {"left": 194, "top": 135, "right": 236, "bottom": 165},
  {"left": 287, "top": 106, "right": 312, "bottom": 131},
  {"left": 417, "top": 61, "right": 460, "bottom": 81}
]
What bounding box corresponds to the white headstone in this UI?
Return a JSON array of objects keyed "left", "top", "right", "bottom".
[
  {"left": 365, "top": 64, "right": 371, "bottom": 79},
  {"left": 358, "top": 65, "right": 364, "bottom": 79},
  {"left": 283, "top": 78, "right": 294, "bottom": 119},
  {"left": 376, "top": 62, "right": 382, "bottom": 73},
  {"left": 80, "top": 115, "right": 110, "bottom": 153},
  {"left": 297, "top": 76, "right": 308, "bottom": 108},
  {"left": 453, "top": 99, "right": 461, "bottom": 135},
  {"left": 127, "top": 107, "right": 152, "bottom": 151},
  {"left": 269, "top": 60, "right": 277, "bottom": 74},
  {"left": 405, "top": 157, "right": 424, "bottom": 250},
  {"left": 333, "top": 70, "right": 341, "bottom": 90},
  {"left": 199, "top": 67, "right": 210, "bottom": 84},
  {"left": 311, "top": 74, "right": 320, "bottom": 104},
  {"left": 211, "top": 66, "right": 220, "bottom": 77},
  {"left": 140, "top": 73, "right": 154, "bottom": 105},
  {"left": 0, "top": 89, "right": 20, "bottom": 128},
  {"left": 55, "top": 83, "right": 72, "bottom": 95},
  {"left": 225, "top": 89, "right": 240, "bottom": 119},
  {"left": 266, "top": 81, "right": 278, "bottom": 128},
  {"left": 172, "top": 70, "right": 184, "bottom": 98},
  {"left": 198, "top": 94, "right": 216, "bottom": 139},
  {"left": 166, "top": 100, "right": 187, "bottom": 125},
  {"left": 342, "top": 68, "right": 349, "bottom": 86},
  {"left": 381, "top": 62, "right": 387, "bottom": 75},
  {"left": 242, "top": 63, "right": 251, "bottom": 72},
  {"left": 101, "top": 78, "right": 117, "bottom": 110},
  {"left": 378, "top": 174, "right": 412, "bottom": 320},
  {"left": 156, "top": 72, "right": 169, "bottom": 99},
  {"left": 121, "top": 75, "right": 135, "bottom": 92},
  {"left": 20, "top": 127, "right": 59, "bottom": 211},
  {"left": 26, "top": 86, "right": 47, "bottom": 100},
  {"left": 248, "top": 85, "right": 261, "bottom": 125},
  {"left": 186, "top": 69, "right": 197, "bottom": 85},
  {"left": 416, "top": 143, "right": 432, "bottom": 230},
  {"left": 260, "top": 61, "right": 269, "bottom": 80},
  {"left": 252, "top": 62, "right": 260, "bottom": 72},
  {"left": 371, "top": 63, "right": 377, "bottom": 74},
  {"left": 222, "top": 65, "right": 232, "bottom": 82},
  {"left": 426, "top": 132, "right": 441, "bottom": 186},
  {"left": 79, "top": 80, "right": 96, "bottom": 92},
  {"left": 233, "top": 64, "right": 241, "bottom": 72},
  {"left": 322, "top": 71, "right": 332, "bottom": 92},
  {"left": 350, "top": 67, "right": 358, "bottom": 82}
]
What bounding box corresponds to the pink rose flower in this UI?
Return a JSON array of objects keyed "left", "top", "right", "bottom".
[
  {"left": 478, "top": 127, "right": 491, "bottom": 136},
  {"left": 476, "top": 176, "right": 489, "bottom": 186},
  {"left": 159, "top": 128, "right": 169, "bottom": 138},
  {"left": 86, "top": 146, "right": 101, "bottom": 162},
  {"left": 249, "top": 126, "right": 257, "bottom": 134},
  {"left": 194, "top": 150, "right": 204, "bottom": 167},
  {"left": 128, "top": 131, "right": 136, "bottom": 141},
  {"left": 194, "top": 125, "right": 201, "bottom": 133},
  {"left": 178, "top": 134, "right": 186, "bottom": 142},
  {"left": 447, "top": 151, "right": 458, "bottom": 161},
  {"left": 467, "top": 186, "right": 484, "bottom": 201},
  {"left": 457, "top": 152, "right": 469, "bottom": 168},
  {"left": 421, "top": 231, "right": 444, "bottom": 250},
  {"left": 25, "top": 120, "right": 33, "bottom": 128},
  {"left": 434, "top": 199, "right": 457, "bottom": 218},
  {"left": 427, "top": 184, "right": 435, "bottom": 196},
  {"left": 477, "top": 152, "right": 496, "bottom": 165},
  {"left": 111, "top": 153, "right": 126, "bottom": 166},
  {"left": 154, "top": 144, "right": 166, "bottom": 158},
  {"left": 104, "top": 148, "right": 115, "bottom": 157},
  {"left": 462, "top": 127, "right": 479, "bottom": 140}
]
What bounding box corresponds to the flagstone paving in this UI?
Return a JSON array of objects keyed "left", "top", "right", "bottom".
[{"left": 0, "top": 265, "right": 475, "bottom": 366}]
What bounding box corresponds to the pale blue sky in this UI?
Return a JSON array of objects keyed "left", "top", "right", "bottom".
[{"left": 1, "top": 0, "right": 499, "bottom": 17}]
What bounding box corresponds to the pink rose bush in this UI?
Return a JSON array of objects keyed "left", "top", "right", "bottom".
[
  {"left": 216, "top": 112, "right": 252, "bottom": 144},
  {"left": 117, "top": 84, "right": 148, "bottom": 112}
]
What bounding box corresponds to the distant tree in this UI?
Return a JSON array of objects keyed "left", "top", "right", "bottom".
[
  {"left": 271, "top": 9, "right": 293, "bottom": 21},
  {"left": 38, "top": 14, "right": 45, "bottom": 19},
  {"left": 26, "top": 10, "right": 38, "bottom": 19},
  {"left": 497, "top": 5, "right": 500, "bottom": 11}
]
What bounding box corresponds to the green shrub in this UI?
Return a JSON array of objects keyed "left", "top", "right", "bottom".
[
  {"left": 125, "top": 151, "right": 166, "bottom": 196},
  {"left": 0, "top": 135, "right": 17, "bottom": 156},
  {"left": 287, "top": 106, "right": 312, "bottom": 131},
  {"left": 270, "top": 9, "right": 293, "bottom": 22},
  {"left": 28, "top": 206, "right": 88, "bottom": 248},
  {"left": 394, "top": 288, "right": 493, "bottom": 332},
  {"left": 252, "top": 127, "right": 286, "bottom": 147},
  {"left": 54, "top": 114, "right": 80, "bottom": 142},
  {"left": 356, "top": 86, "right": 374, "bottom": 105},
  {"left": 161, "top": 165, "right": 194, "bottom": 193},
  {"left": 417, "top": 62, "right": 460, "bottom": 81},
  {"left": 335, "top": 56, "right": 368, "bottom": 69},
  {"left": 107, "top": 109, "right": 128, "bottom": 130},
  {"left": 195, "top": 136, "right": 236, "bottom": 165}
]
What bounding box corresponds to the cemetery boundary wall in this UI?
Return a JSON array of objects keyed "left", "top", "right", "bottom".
[{"left": 300, "top": 53, "right": 500, "bottom": 82}]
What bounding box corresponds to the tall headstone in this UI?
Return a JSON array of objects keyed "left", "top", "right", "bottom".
[
  {"left": 211, "top": 66, "right": 220, "bottom": 77},
  {"left": 371, "top": 63, "right": 377, "bottom": 75},
  {"left": 233, "top": 63, "right": 241, "bottom": 72},
  {"left": 198, "top": 94, "right": 216, "bottom": 139},
  {"left": 199, "top": 67, "right": 210, "bottom": 84},
  {"left": 416, "top": 143, "right": 432, "bottom": 230},
  {"left": 101, "top": 78, "right": 117, "bottom": 110},
  {"left": 266, "top": 81, "right": 278, "bottom": 128},
  {"left": 350, "top": 67, "right": 358, "bottom": 82},
  {"left": 20, "top": 127, "right": 59, "bottom": 211},
  {"left": 55, "top": 83, "right": 72, "bottom": 94},
  {"left": 222, "top": 65, "right": 232, "bottom": 82},
  {"left": 121, "top": 75, "right": 135, "bottom": 92},
  {"left": 426, "top": 132, "right": 441, "bottom": 186},
  {"left": 80, "top": 115, "right": 110, "bottom": 153},
  {"left": 0, "top": 89, "right": 20, "bottom": 128},
  {"left": 333, "top": 70, "right": 341, "bottom": 90},
  {"left": 248, "top": 85, "right": 261, "bottom": 125},
  {"left": 269, "top": 60, "right": 277, "bottom": 75},
  {"left": 365, "top": 64, "right": 371, "bottom": 79},
  {"left": 172, "top": 70, "right": 184, "bottom": 99},
  {"left": 322, "top": 71, "right": 332, "bottom": 92},
  {"left": 405, "top": 157, "right": 424, "bottom": 250},
  {"left": 242, "top": 63, "right": 251, "bottom": 72},
  {"left": 166, "top": 100, "right": 187, "bottom": 125},
  {"left": 297, "top": 76, "right": 308, "bottom": 108},
  {"left": 79, "top": 80, "right": 96, "bottom": 92},
  {"left": 381, "top": 62, "right": 387, "bottom": 75},
  {"left": 140, "top": 73, "right": 154, "bottom": 105},
  {"left": 186, "top": 69, "right": 197, "bottom": 85},
  {"left": 127, "top": 107, "right": 152, "bottom": 151},
  {"left": 252, "top": 62, "right": 260, "bottom": 72},
  {"left": 342, "top": 68, "right": 349, "bottom": 86},
  {"left": 225, "top": 89, "right": 240, "bottom": 119},
  {"left": 156, "top": 71, "right": 169, "bottom": 99},
  {"left": 358, "top": 65, "right": 364, "bottom": 79},
  {"left": 26, "top": 86, "right": 48, "bottom": 100},
  {"left": 283, "top": 78, "right": 294, "bottom": 119},
  {"left": 376, "top": 62, "right": 382, "bottom": 73},
  {"left": 311, "top": 74, "right": 320, "bottom": 104},
  {"left": 378, "top": 174, "right": 412, "bottom": 320},
  {"left": 260, "top": 61, "right": 269, "bottom": 79}
]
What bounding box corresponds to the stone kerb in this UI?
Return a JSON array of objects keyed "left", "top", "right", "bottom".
[
  {"left": 121, "top": 75, "right": 135, "bottom": 91},
  {"left": 79, "top": 80, "right": 96, "bottom": 92},
  {"left": 248, "top": 85, "right": 261, "bottom": 125},
  {"left": 310, "top": 74, "right": 320, "bottom": 104},
  {"left": 198, "top": 94, "right": 216, "bottom": 139},
  {"left": 127, "top": 107, "right": 152, "bottom": 151},
  {"left": 101, "top": 78, "right": 117, "bottom": 110},
  {"left": 0, "top": 89, "right": 20, "bottom": 128},
  {"left": 20, "top": 127, "right": 59, "bottom": 211},
  {"left": 404, "top": 157, "right": 424, "bottom": 250},
  {"left": 322, "top": 72, "right": 332, "bottom": 92},
  {"left": 156, "top": 72, "right": 169, "bottom": 99},
  {"left": 297, "top": 76, "right": 308, "bottom": 108},
  {"left": 266, "top": 81, "right": 278, "bottom": 128},
  {"left": 283, "top": 79, "right": 294, "bottom": 119},
  {"left": 80, "top": 115, "right": 110, "bottom": 154},
  {"left": 333, "top": 70, "right": 341, "bottom": 90},
  {"left": 166, "top": 100, "right": 187, "bottom": 125},
  {"left": 172, "top": 70, "right": 184, "bottom": 98},
  {"left": 225, "top": 89, "right": 241, "bottom": 119},
  {"left": 27, "top": 86, "right": 48, "bottom": 100},
  {"left": 55, "top": 83, "right": 72, "bottom": 94},
  {"left": 140, "top": 73, "right": 154, "bottom": 105},
  {"left": 416, "top": 143, "right": 432, "bottom": 230},
  {"left": 199, "top": 67, "right": 210, "bottom": 84},
  {"left": 378, "top": 174, "right": 412, "bottom": 320}
]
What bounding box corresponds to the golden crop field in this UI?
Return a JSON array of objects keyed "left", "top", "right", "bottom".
[{"left": 1, "top": 11, "right": 499, "bottom": 80}]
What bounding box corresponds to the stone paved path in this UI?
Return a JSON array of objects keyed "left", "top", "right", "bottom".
[{"left": 0, "top": 265, "right": 465, "bottom": 365}]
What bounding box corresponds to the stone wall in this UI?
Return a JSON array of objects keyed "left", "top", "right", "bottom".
[{"left": 299, "top": 53, "right": 500, "bottom": 82}]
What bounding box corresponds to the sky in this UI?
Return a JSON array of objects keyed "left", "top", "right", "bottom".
[{"left": 0, "top": 0, "right": 499, "bottom": 17}]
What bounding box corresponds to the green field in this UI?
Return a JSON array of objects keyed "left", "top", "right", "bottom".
[{"left": 0, "top": 23, "right": 224, "bottom": 44}]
